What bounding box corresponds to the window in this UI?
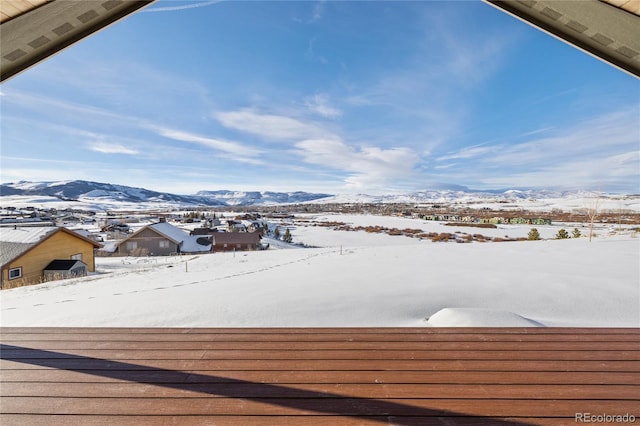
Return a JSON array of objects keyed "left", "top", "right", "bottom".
[
  {"left": 159, "top": 240, "right": 170, "bottom": 249},
  {"left": 9, "top": 267, "right": 22, "bottom": 280},
  {"left": 71, "top": 253, "right": 83, "bottom": 261},
  {"left": 126, "top": 241, "right": 138, "bottom": 250}
]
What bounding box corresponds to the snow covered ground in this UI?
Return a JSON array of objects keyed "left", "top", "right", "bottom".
[
  {"left": 1, "top": 214, "right": 638, "bottom": 327},
  {"left": 2, "top": 191, "right": 640, "bottom": 212}
]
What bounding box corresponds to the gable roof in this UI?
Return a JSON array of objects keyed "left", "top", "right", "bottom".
[
  {"left": 120, "top": 221, "right": 211, "bottom": 253},
  {"left": 0, "top": 241, "right": 34, "bottom": 266},
  {"left": 0, "top": 226, "right": 58, "bottom": 243},
  {"left": 0, "top": 226, "right": 102, "bottom": 268},
  {"left": 148, "top": 222, "right": 189, "bottom": 244}
]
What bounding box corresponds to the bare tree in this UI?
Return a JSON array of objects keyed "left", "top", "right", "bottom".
[{"left": 587, "top": 192, "right": 601, "bottom": 242}]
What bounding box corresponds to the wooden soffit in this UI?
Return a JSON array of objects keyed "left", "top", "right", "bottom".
[
  {"left": 486, "top": 0, "right": 640, "bottom": 78},
  {"left": 1, "top": 0, "right": 155, "bottom": 82}
]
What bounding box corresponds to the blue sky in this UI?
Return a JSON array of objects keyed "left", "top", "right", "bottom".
[{"left": 1, "top": 0, "right": 638, "bottom": 195}]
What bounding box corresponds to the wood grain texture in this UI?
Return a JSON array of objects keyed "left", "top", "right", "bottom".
[{"left": 2, "top": 327, "right": 639, "bottom": 425}]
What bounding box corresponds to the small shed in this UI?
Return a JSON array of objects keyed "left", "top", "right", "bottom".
[{"left": 44, "top": 259, "right": 88, "bottom": 281}]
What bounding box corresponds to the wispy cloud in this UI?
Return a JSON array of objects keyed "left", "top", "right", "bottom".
[
  {"left": 304, "top": 93, "right": 342, "bottom": 119},
  {"left": 215, "top": 109, "right": 329, "bottom": 142},
  {"left": 150, "top": 126, "right": 262, "bottom": 160},
  {"left": 437, "top": 145, "right": 494, "bottom": 161},
  {"left": 310, "top": 0, "right": 326, "bottom": 22},
  {"left": 431, "top": 108, "right": 639, "bottom": 191},
  {"left": 215, "top": 108, "right": 421, "bottom": 190},
  {"left": 143, "top": 1, "right": 223, "bottom": 13},
  {"left": 478, "top": 149, "right": 640, "bottom": 191},
  {"left": 295, "top": 139, "right": 419, "bottom": 190},
  {"left": 305, "top": 37, "right": 328, "bottom": 64},
  {"left": 338, "top": 5, "right": 518, "bottom": 155},
  {"left": 89, "top": 142, "right": 139, "bottom": 155}
]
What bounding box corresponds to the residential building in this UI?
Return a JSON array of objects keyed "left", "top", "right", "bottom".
[
  {"left": 1, "top": 226, "right": 102, "bottom": 289},
  {"left": 113, "top": 220, "right": 211, "bottom": 256}
]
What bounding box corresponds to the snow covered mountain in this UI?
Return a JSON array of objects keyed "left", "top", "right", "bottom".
[
  {"left": 195, "top": 190, "right": 333, "bottom": 206},
  {"left": 312, "top": 188, "right": 599, "bottom": 204},
  {"left": 1, "top": 180, "right": 635, "bottom": 211},
  {"left": 0, "top": 180, "right": 224, "bottom": 206},
  {"left": 0, "top": 180, "right": 331, "bottom": 207}
]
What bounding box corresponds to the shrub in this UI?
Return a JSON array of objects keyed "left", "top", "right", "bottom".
[
  {"left": 431, "top": 232, "right": 453, "bottom": 242},
  {"left": 527, "top": 228, "right": 541, "bottom": 240},
  {"left": 572, "top": 228, "right": 581, "bottom": 238},
  {"left": 556, "top": 228, "right": 569, "bottom": 239}
]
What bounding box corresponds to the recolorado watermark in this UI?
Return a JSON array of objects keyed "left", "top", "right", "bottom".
[{"left": 576, "top": 413, "right": 636, "bottom": 423}]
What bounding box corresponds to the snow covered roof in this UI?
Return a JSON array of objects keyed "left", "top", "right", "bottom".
[
  {"left": 149, "top": 222, "right": 188, "bottom": 244},
  {"left": 0, "top": 226, "right": 58, "bottom": 244},
  {"left": 0, "top": 226, "right": 102, "bottom": 267},
  {"left": 0, "top": 242, "right": 33, "bottom": 266},
  {"left": 132, "top": 221, "right": 211, "bottom": 253},
  {"left": 99, "top": 241, "right": 119, "bottom": 253}
]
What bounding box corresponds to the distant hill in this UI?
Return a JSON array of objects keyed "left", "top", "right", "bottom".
[
  {"left": 1, "top": 180, "right": 633, "bottom": 211},
  {"left": 195, "top": 190, "right": 333, "bottom": 206},
  {"left": 0, "top": 180, "right": 332, "bottom": 207}
]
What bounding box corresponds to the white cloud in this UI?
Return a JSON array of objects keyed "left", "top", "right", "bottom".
[
  {"left": 151, "top": 126, "right": 262, "bottom": 160},
  {"left": 310, "top": 0, "right": 325, "bottom": 22},
  {"left": 215, "top": 108, "right": 421, "bottom": 189},
  {"left": 486, "top": 110, "right": 637, "bottom": 168},
  {"left": 304, "top": 93, "right": 342, "bottom": 119},
  {"left": 437, "top": 145, "right": 494, "bottom": 161},
  {"left": 295, "top": 139, "right": 419, "bottom": 190},
  {"left": 431, "top": 108, "right": 639, "bottom": 192},
  {"left": 142, "top": 1, "right": 223, "bottom": 13},
  {"left": 89, "top": 142, "right": 139, "bottom": 155},
  {"left": 215, "top": 109, "right": 328, "bottom": 141},
  {"left": 305, "top": 37, "right": 328, "bottom": 64}
]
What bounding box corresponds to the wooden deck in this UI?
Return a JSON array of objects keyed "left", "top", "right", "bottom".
[{"left": 1, "top": 327, "right": 639, "bottom": 425}]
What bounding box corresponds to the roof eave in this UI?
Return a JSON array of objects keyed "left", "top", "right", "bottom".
[{"left": 485, "top": 0, "right": 640, "bottom": 78}]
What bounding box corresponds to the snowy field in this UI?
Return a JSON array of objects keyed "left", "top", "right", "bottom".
[{"left": 1, "top": 214, "right": 638, "bottom": 327}]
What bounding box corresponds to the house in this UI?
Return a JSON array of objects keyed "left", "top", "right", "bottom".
[
  {"left": 226, "top": 220, "right": 247, "bottom": 232},
  {"left": 1, "top": 226, "right": 102, "bottom": 289},
  {"left": 113, "top": 220, "right": 211, "bottom": 256},
  {"left": 212, "top": 231, "right": 262, "bottom": 252}
]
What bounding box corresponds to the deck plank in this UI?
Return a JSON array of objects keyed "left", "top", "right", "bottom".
[
  {"left": 2, "top": 369, "right": 639, "bottom": 385},
  {"left": 2, "top": 348, "right": 638, "bottom": 360},
  {"left": 1, "top": 327, "right": 639, "bottom": 425},
  {"left": 0, "top": 415, "right": 587, "bottom": 426},
  {"left": 3, "top": 396, "right": 639, "bottom": 416},
  {"left": 3, "top": 382, "right": 638, "bottom": 399},
  {"left": 3, "top": 358, "right": 639, "bottom": 371},
  {"left": 3, "top": 340, "right": 638, "bottom": 351}
]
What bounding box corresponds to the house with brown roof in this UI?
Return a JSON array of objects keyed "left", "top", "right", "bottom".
[
  {"left": 0, "top": 226, "right": 102, "bottom": 289},
  {"left": 211, "top": 231, "right": 262, "bottom": 252}
]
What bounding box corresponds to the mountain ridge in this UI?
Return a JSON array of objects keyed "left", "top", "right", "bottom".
[
  {"left": 0, "top": 180, "right": 332, "bottom": 207},
  {"left": 0, "top": 179, "right": 631, "bottom": 210}
]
